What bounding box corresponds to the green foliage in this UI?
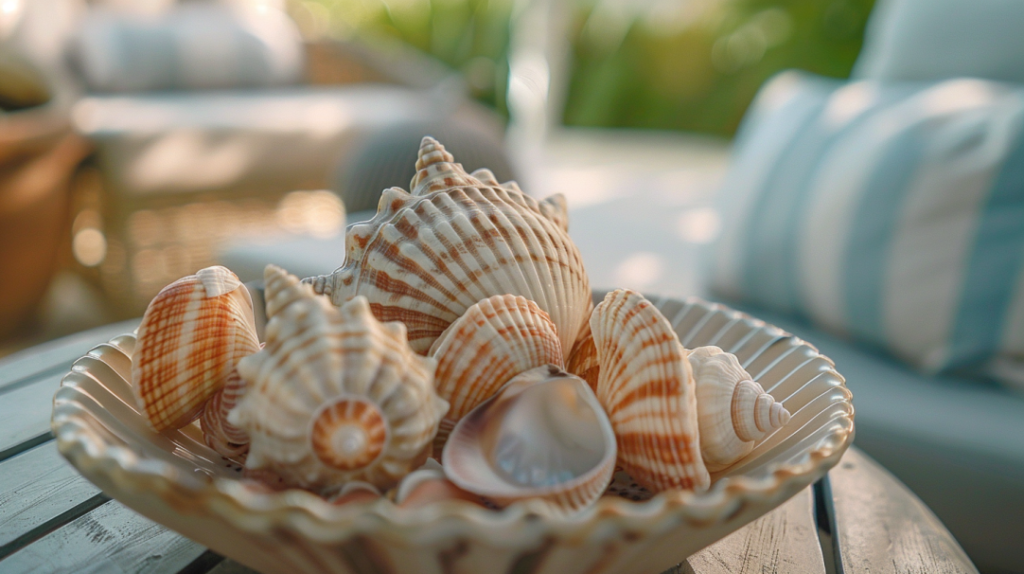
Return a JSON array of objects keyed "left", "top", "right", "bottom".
[
  {"left": 290, "top": 0, "right": 515, "bottom": 117},
  {"left": 563, "top": 0, "right": 877, "bottom": 136}
]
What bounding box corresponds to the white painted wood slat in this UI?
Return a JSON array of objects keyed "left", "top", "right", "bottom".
[{"left": 0, "top": 441, "right": 102, "bottom": 548}]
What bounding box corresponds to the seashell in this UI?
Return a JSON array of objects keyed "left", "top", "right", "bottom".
[
  {"left": 428, "top": 294, "right": 563, "bottom": 452},
  {"left": 229, "top": 265, "right": 449, "bottom": 494},
  {"left": 565, "top": 317, "right": 599, "bottom": 391},
  {"left": 327, "top": 482, "right": 382, "bottom": 506},
  {"left": 590, "top": 289, "right": 710, "bottom": 493},
  {"left": 443, "top": 365, "right": 617, "bottom": 514},
  {"left": 688, "top": 346, "right": 791, "bottom": 472},
  {"left": 304, "top": 136, "right": 591, "bottom": 356},
  {"left": 199, "top": 365, "right": 250, "bottom": 461},
  {"left": 131, "top": 266, "right": 260, "bottom": 433},
  {"left": 394, "top": 465, "right": 488, "bottom": 509}
]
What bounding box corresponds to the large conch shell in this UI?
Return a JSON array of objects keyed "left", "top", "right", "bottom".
[
  {"left": 427, "top": 294, "right": 563, "bottom": 452},
  {"left": 304, "top": 137, "right": 592, "bottom": 356},
  {"left": 131, "top": 266, "right": 260, "bottom": 433},
  {"left": 688, "top": 346, "right": 790, "bottom": 472},
  {"left": 229, "top": 265, "right": 449, "bottom": 494},
  {"left": 443, "top": 365, "right": 617, "bottom": 515},
  {"left": 590, "top": 289, "right": 709, "bottom": 492}
]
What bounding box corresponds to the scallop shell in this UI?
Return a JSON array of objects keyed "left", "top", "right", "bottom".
[
  {"left": 229, "top": 265, "right": 449, "bottom": 494},
  {"left": 427, "top": 294, "right": 563, "bottom": 452},
  {"left": 688, "top": 346, "right": 791, "bottom": 472},
  {"left": 590, "top": 289, "right": 710, "bottom": 493},
  {"left": 304, "top": 136, "right": 591, "bottom": 356},
  {"left": 131, "top": 266, "right": 260, "bottom": 433},
  {"left": 199, "top": 365, "right": 249, "bottom": 461},
  {"left": 443, "top": 365, "right": 617, "bottom": 514},
  {"left": 565, "top": 317, "right": 599, "bottom": 391}
]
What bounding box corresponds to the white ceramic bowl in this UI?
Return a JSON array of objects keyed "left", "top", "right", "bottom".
[{"left": 52, "top": 293, "right": 854, "bottom": 574}]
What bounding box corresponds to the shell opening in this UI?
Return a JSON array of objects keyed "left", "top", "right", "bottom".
[{"left": 310, "top": 398, "right": 389, "bottom": 471}]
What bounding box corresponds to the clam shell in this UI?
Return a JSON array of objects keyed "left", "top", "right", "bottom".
[
  {"left": 305, "top": 137, "right": 591, "bottom": 356},
  {"left": 229, "top": 265, "right": 449, "bottom": 494},
  {"left": 590, "top": 289, "right": 710, "bottom": 492},
  {"left": 443, "top": 365, "right": 617, "bottom": 514},
  {"left": 131, "top": 266, "right": 260, "bottom": 433},
  {"left": 688, "top": 346, "right": 791, "bottom": 472},
  {"left": 428, "top": 294, "right": 564, "bottom": 451}
]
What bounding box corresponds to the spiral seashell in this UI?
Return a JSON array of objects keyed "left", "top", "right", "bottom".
[
  {"left": 590, "top": 289, "right": 710, "bottom": 493},
  {"left": 304, "top": 136, "right": 591, "bottom": 356},
  {"left": 688, "top": 346, "right": 791, "bottom": 472},
  {"left": 427, "top": 294, "right": 564, "bottom": 451},
  {"left": 443, "top": 365, "right": 617, "bottom": 515},
  {"left": 229, "top": 265, "right": 449, "bottom": 494},
  {"left": 131, "top": 266, "right": 260, "bottom": 432},
  {"left": 565, "top": 317, "right": 599, "bottom": 391},
  {"left": 199, "top": 365, "right": 250, "bottom": 461}
]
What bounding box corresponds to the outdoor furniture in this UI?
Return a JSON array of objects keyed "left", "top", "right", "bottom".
[{"left": 0, "top": 320, "right": 978, "bottom": 573}]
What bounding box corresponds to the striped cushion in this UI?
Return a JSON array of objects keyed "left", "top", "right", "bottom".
[{"left": 710, "top": 71, "right": 1024, "bottom": 387}]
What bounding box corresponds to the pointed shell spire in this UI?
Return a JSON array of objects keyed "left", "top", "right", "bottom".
[
  {"left": 303, "top": 137, "right": 591, "bottom": 356},
  {"left": 230, "top": 265, "right": 449, "bottom": 494},
  {"left": 590, "top": 289, "right": 710, "bottom": 493},
  {"left": 131, "top": 266, "right": 259, "bottom": 432},
  {"left": 688, "top": 346, "right": 791, "bottom": 472}
]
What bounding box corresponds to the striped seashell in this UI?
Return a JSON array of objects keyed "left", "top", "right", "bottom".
[
  {"left": 199, "top": 365, "right": 250, "bottom": 461},
  {"left": 565, "top": 316, "right": 599, "bottom": 391},
  {"left": 394, "top": 464, "right": 488, "bottom": 509},
  {"left": 131, "top": 266, "right": 260, "bottom": 433},
  {"left": 229, "top": 265, "right": 449, "bottom": 494},
  {"left": 427, "top": 294, "right": 564, "bottom": 452},
  {"left": 443, "top": 365, "right": 617, "bottom": 515},
  {"left": 688, "top": 346, "right": 791, "bottom": 472},
  {"left": 590, "top": 289, "right": 710, "bottom": 493},
  {"left": 304, "top": 136, "right": 590, "bottom": 356}
]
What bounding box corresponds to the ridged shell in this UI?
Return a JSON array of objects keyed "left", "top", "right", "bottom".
[
  {"left": 131, "top": 266, "right": 259, "bottom": 433},
  {"left": 591, "top": 289, "right": 710, "bottom": 493},
  {"left": 688, "top": 346, "right": 791, "bottom": 472},
  {"left": 200, "top": 365, "right": 249, "bottom": 461},
  {"left": 427, "top": 294, "right": 564, "bottom": 452},
  {"left": 443, "top": 365, "right": 617, "bottom": 515},
  {"left": 304, "top": 136, "right": 590, "bottom": 356},
  {"left": 229, "top": 265, "right": 449, "bottom": 494},
  {"left": 566, "top": 317, "right": 599, "bottom": 391}
]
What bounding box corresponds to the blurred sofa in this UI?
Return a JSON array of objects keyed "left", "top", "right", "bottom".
[{"left": 711, "top": 1, "right": 1024, "bottom": 572}]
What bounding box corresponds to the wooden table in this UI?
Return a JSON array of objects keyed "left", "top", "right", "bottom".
[{"left": 0, "top": 322, "right": 979, "bottom": 574}]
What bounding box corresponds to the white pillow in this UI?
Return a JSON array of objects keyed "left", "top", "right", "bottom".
[
  {"left": 855, "top": 0, "right": 1024, "bottom": 84},
  {"left": 711, "top": 71, "right": 1024, "bottom": 388}
]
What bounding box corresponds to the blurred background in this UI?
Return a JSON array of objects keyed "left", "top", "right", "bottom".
[
  {"left": 0, "top": 0, "right": 874, "bottom": 349},
  {"left": 5, "top": 2, "right": 1024, "bottom": 572}
]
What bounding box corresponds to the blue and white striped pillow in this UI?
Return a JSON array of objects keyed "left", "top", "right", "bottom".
[{"left": 711, "top": 71, "right": 1024, "bottom": 387}]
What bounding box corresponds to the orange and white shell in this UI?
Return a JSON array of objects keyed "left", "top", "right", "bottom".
[
  {"left": 304, "top": 136, "right": 591, "bottom": 356},
  {"left": 229, "top": 265, "right": 448, "bottom": 494},
  {"left": 199, "top": 365, "right": 250, "bottom": 461},
  {"left": 688, "top": 346, "right": 791, "bottom": 472},
  {"left": 131, "top": 266, "right": 259, "bottom": 433},
  {"left": 565, "top": 317, "right": 598, "bottom": 391},
  {"left": 590, "top": 289, "right": 710, "bottom": 493},
  {"left": 443, "top": 365, "right": 617, "bottom": 515},
  {"left": 427, "top": 294, "right": 563, "bottom": 452}
]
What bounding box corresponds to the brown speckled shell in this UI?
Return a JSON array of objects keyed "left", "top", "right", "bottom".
[{"left": 305, "top": 137, "right": 590, "bottom": 356}]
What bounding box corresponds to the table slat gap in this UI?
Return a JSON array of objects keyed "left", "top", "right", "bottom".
[
  {"left": 0, "top": 432, "right": 53, "bottom": 464},
  {"left": 0, "top": 493, "right": 110, "bottom": 561}
]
